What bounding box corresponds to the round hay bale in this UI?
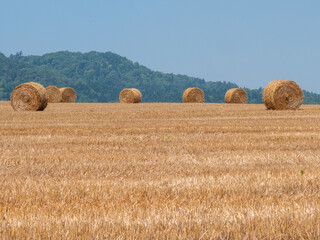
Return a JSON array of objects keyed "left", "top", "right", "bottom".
[
  {"left": 60, "top": 87, "right": 77, "bottom": 103},
  {"left": 119, "top": 88, "right": 142, "bottom": 103},
  {"left": 225, "top": 88, "right": 248, "bottom": 104},
  {"left": 262, "top": 80, "right": 303, "bottom": 110},
  {"left": 182, "top": 88, "right": 205, "bottom": 103},
  {"left": 10, "top": 82, "right": 48, "bottom": 111},
  {"left": 131, "top": 88, "right": 142, "bottom": 102},
  {"left": 46, "top": 85, "right": 62, "bottom": 103}
]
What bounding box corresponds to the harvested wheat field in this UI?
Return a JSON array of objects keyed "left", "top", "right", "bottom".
[{"left": 0, "top": 101, "right": 319, "bottom": 239}]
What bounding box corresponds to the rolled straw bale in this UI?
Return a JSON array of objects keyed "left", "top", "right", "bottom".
[
  {"left": 225, "top": 88, "right": 248, "bottom": 104},
  {"left": 46, "top": 85, "right": 62, "bottom": 103},
  {"left": 119, "top": 88, "right": 142, "bottom": 103},
  {"left": 182, "top": 88, "right": 205, "bottom": 103},
  {"left": 262, "top": 80, "right": 303, "bottom": 110},
  {"left": 131, "top": 88, "right": 142, "bottom": 102},
  {"left": 60, "top": 87, "right": 77, "bottom": 102},
  {"left": 10, "top": 82, "right": 48, "bottom": 111}
]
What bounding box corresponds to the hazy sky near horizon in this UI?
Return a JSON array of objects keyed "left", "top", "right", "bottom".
[{"left": 1, "top": 0, "right": 320, "bottom": 92}]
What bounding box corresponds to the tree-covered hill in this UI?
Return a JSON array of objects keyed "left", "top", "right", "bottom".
[{"left": 1, "top": 51, "right": 319, "bottom": 104}]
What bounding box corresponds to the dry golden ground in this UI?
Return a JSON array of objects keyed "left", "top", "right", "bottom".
[{"left": 0, "top": 101, "right": 319, "bottom": 239}]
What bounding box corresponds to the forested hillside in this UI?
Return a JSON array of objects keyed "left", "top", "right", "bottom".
[{"left": 1, "top": 51, "right": 319, "bottom": 104}]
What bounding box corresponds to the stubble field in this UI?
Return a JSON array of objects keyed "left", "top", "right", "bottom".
[{"left": 0, "top": 101, "right": 319, "bottom": 239}]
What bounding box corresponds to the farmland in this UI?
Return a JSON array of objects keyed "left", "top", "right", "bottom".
[{"left": 0, "top": 101, "right": 319, "bottom": 239}]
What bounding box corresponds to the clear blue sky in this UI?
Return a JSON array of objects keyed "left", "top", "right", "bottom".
[{"left": 1, "top": 0, "right": 319, "bottom": 93}]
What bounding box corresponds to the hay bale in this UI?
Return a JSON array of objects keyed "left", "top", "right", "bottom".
[
  {"left": 119, "top": 88, "right": 142, "bottom": 103},
  {"left": 10, "top": 82, "right": 48, "bottom": 111},
  {"left": 60, "top": 87, "right": 77, "bottom": 103},
  {"left": 132, "top": 88, "right": 142, "bottom": 102},
  {"left": 46, "top": 86, "right": 62, "bottom": 103},
  {"left": 182, "top": 88, "right": 205, "bottom": 103},
  {"left": 225, "top": 88, "right": 248, "bottom": 104},
  {"left": 262, "top": 80, "right": 303, "bottom": 110}
]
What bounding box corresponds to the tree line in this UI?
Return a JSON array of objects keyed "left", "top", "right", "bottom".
[{"left": 0, "top": 51, "right": 319, "bottom": 104}]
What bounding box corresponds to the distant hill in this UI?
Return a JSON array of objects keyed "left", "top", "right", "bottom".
[{"left": 1, "top": 51, "right": 319, "bottom": 104}]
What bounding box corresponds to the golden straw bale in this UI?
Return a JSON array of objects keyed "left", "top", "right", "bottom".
[
  {"left": 46, "top": 86, "right": 62, "bottom": 103},
  {"left": 182, "top": 88, "right": 205, "bottom": 103},
  {"left": 59, "top": 87, "right": 77, "bottom": 103},
  {"left": 131, "top": 88, "right": 142, "bottom": 102},
  {"left": 225, "top": 88, "right": 248, "bottom": 104},
  {"left": 10, "top": 82, "right": 48, "bottom": 111},
  {"left": 262, "top": 80, "right": 303, "bottom": 110},
  {"left": 119, "top": 88, "right": 142, "bottom": 103}
]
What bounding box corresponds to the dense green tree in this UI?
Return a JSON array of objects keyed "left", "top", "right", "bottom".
[{"left": 0, "top": 51, "right": 319, "bottom": 104}]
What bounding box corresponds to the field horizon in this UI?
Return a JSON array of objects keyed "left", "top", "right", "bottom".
[{"left": 0, "top": 101, "right": 319, "bottom": 239}]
